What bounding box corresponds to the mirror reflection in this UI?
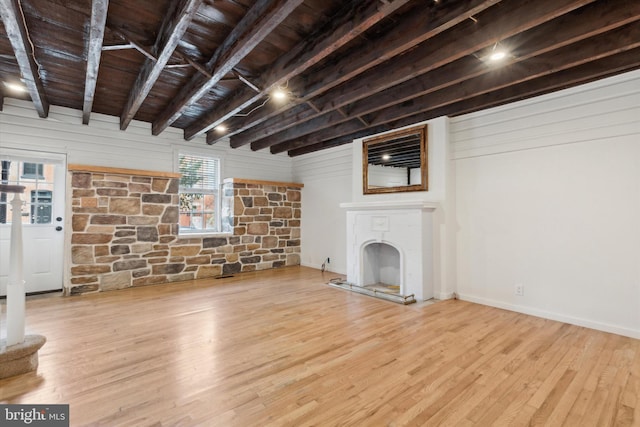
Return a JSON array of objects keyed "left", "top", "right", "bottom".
[{"left": 363, "top": 125, "right": 428, "bottom": 194}]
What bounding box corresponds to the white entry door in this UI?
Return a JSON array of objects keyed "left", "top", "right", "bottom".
[{"left": 0, "top": 149, "right": 66, "bottom": 295}]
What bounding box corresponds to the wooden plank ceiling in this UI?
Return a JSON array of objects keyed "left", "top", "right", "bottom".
[{"left": 0, "top": 0, "right": 639, "bottom": 157}]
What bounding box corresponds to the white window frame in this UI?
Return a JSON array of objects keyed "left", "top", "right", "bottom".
[{"left": 176, "top": 151, "right": 222, "bottom": 235}]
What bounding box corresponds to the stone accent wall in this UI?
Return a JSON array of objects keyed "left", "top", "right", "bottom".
[{"left": 67, "top": 165, "right": 302, "bottom": 295}]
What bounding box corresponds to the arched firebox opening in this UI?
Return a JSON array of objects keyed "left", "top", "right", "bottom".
[{"left": 362, "top": 242, "right": 401, "bottom": 295}]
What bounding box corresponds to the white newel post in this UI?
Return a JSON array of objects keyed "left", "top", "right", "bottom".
[
  {"left": 0, "top": 184, "right": 46, "bottom": 379},
  {"left": 3, "top": 185, "right": 26, "bottom": 346}
]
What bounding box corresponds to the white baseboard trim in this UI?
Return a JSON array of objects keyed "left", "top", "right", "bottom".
[
  {"left": 299, "top": 261, "right": 345, "bottom": 276},
  {"left": 300, "top": 261, "right": 321, "bottom": 270},
  {"left": 436, "top": 291, "right": 456, "bottom": 300},
  {"left": 456, "top": 293, "right": 640, "bottom": 340}
]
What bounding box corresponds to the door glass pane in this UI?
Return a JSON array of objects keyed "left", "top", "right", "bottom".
[{"left": 0, "top": 160, "right": 56, "bottom": 225}]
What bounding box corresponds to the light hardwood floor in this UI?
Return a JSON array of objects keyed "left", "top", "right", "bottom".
[{"left": 1, "top": 266, "right": 638, "bottom": 426}]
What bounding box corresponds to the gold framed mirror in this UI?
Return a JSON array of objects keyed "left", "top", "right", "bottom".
[{"left": 362, "top": 125, "right": 428, "bottom": 194}]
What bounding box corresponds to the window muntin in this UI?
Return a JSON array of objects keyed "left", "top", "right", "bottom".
[{"left": 21, "top": 162, "right": 45, "bottom": 179}]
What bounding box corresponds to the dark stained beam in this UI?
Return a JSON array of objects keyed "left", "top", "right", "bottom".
[
  {"left": 152, "top": 0, "right": 304, "bottom": 136},
  {"left": 247, "top": 0, "right": 599, "bottom": 151},
  {"left": 258, "top": 0, "right": 637, "bottom": 151},
  {"left": 279, "top": 28, "right": 640, "bottom": 155},
  {"left": 388, "top": 50, "right": 640, "bottom": 130},
  {"left": 287, "top": 47, "right": 640, "bottom": 157},
  {"left": 82, "top": 0, "right": 109, "bottom": 125},
  {"left": 364, "top": 23, "right": 640, "bottom": 127},
  {"left": 174, "top": 48, "right": 212, "bottom": 79},
  {"left": 120, "top": 0, "right": 202, "bottom": 130},
  {"left": 217, "top": 104, "right": 319, "bottom": 146},
  {"left": 224, "top": 0, "right": 500, "bottom": 147},
  {"left": 314, "top": 0, "right": 596, "bottom": 113},
  {"left": 253, "top": 110, "right": 349, "bottom": 150},
  {"left": 288, "top": 126, "right": 390, "bottom": 157},
  {"left": 348, "top": 0, "right": 640, "bottom": 119},
  {"left": 0, "top": 0, "right": 49, "bottom": 117},
  {"left": 273, "top": 119, "right": 377, "bottom": 153},
  {"left": 184, "top": 0, "right": 412, "bottom": 141}
]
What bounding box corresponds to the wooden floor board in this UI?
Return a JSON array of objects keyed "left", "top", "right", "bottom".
[{"left": 1, "top": 266, "right": 638, "bottom": 426}]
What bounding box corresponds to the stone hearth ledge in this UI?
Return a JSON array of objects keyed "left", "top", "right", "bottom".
[{"left": 0, "top": 335, "right": 46, "bottom": 379}]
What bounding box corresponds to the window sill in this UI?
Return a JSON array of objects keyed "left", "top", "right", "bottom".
[{"left": 178, "top": 231, "right": 234, "bottom": 238}]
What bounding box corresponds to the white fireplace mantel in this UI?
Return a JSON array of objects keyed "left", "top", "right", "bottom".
[
  {"left": 339, "top": 200, "right": 440, "bottom": 211},
  {"left": 342, "top": 200, "right": 439, "bottom": 301}
]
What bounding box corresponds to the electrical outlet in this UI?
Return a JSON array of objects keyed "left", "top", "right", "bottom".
[{"left": 515, "top": 284, "right": 524, "bottom": 296}]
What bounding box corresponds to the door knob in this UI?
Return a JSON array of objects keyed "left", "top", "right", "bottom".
[
  {"left": 56, "top": 226, "right": 63, "bottom": 231},
  {"left": 56, "top": 217, "right": 63, "bottom": 222}
]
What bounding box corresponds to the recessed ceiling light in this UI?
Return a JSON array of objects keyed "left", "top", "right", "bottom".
[
  {"left": 3, "top": 81, "right": 27, "bottom": 93},
  {"left": 382, "top": 154, "right": 391, "bottom": 161},
  {"left": 215, "top": 124, "right": 227, "bottom": 133},
  {"left": 272, "top": 88, "right": 288, "bottom": 101},
  {"left": 489, "top": 50, "right": 507, "bottom": 61}
]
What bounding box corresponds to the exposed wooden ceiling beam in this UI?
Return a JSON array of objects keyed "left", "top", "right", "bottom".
[
  {"left": 223, "top": 0, "right": 500, "bottom": 147},
  {"left": 288, "top": 126, "right": 389, "bottom": 157},
  {"left": 367, "top": 23, "right": 640, "bottom": 124},
  {"left": 388, "top": 49, "right": 640, "bottom": 130},
  {"left": 273, "top": 118, "right": 369, "bottom": 153},
  {"left": 82, "top": 0, "right": 109, "bottom": 125},
  {"left": 278, "top": 29, "right": 640, "bottom": 155},
  {"left": 151, "top": 0, "right": 303, "bottom": 136},
  {"left": 174, "top": 49, "right": 211, "bottom": 79},
  {"left": 256, "top": 109, "right": 347, "bottom": 149},
  {"left": 287, "top": 47, "right": 640, "bottom": 157},
  {"left": 0, "top": 0, "right": 49, "bottom": 117},
  {"left": 315, "top": 0, "right": 595, "bottom": 111},
  {"left": 256, "top": 0, "right": 635, "bottom": 152},
  {"left": 104, "top": 25, "right": 214, "bottom": 81},
  {"left": 349, "top": 0, "right": 640, "bottom": 118},
  {"left": 183, "top": 0, "right": 412, "bottom": 141},
  {"left": 119, "top": 0, "right": 202, "bottom": 130},
  {"left": 245, "top": 0, "right": 600, "bottom": 151}
]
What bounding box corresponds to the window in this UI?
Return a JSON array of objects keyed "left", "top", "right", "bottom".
[
  {"left": 21, "top": 162, "right": 45, "bottom": 179},
  {"left": 1, "top": 160, "right": 55, "bottom": 224},
  {"left": 178, "top": 153, "right": 220, "bottom": 233}
]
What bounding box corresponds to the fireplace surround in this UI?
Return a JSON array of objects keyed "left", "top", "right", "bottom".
[{"left": 341, "top": 201, "right": 438, "bottom": 301}]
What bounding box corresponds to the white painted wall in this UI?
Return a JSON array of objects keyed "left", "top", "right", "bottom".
[
  {"left": 4, "top": 69, "right": 638, "bottom": 339},
  {"left": 451, "top": 70, "right": 640, "bottom": 338},
  {"left": 293, "top": 117, "right": 455, "bottom": 301},
  {"left": 0, "top": 99, "right": 293, "bottom": 181},
  {"left": 292, "top": 144, "right": 352, "bottom": 274}
]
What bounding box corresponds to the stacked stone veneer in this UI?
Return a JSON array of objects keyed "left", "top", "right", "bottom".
[{"left": 68, "top": 167, "right": 302, "bottom": 295}]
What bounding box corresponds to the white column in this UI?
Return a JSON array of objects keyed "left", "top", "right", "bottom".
[{"left": 6, "top": 189, "right": 26, "bottom": 346}]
